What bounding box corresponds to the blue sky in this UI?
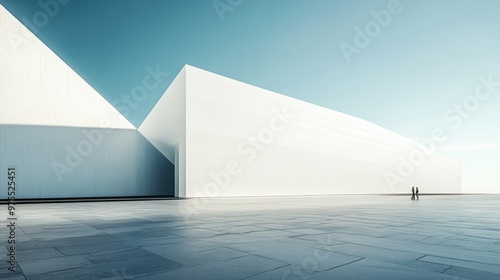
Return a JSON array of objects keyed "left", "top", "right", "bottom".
[{"left": 2, "top": 0, "right": 499, "bottom": 191}]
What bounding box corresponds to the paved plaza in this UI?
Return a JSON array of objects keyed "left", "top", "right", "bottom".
[{"left": 1, "top": 195, "right": 499, "bottom": 279}]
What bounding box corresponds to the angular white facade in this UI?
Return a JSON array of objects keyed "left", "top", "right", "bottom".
[
  {"left": 140, "top": 66, "right": 461, "bottom": 198},
  {"left": 1, "top": 3, "right": 460, "bottom": 200},
  {"left": 0, "top": 5, "right": 133, "bottom": 129},
  {"left": 0, "top": 5, "right": 174, "bottom": 199}
]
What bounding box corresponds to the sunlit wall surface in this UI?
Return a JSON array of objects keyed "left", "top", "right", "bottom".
[{"left": 140, "top": 66, "right": 461, "bottom": 198}]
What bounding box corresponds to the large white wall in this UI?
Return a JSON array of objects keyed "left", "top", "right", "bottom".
[
  {"left": 141, "top": 65, "right": 461, "bottom": 198},
  {"left": 0, "top": 5, "right": 133, "bottom": 129}
]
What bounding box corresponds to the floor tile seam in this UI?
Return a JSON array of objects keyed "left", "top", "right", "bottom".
[
  {"left": 324, "top": 257, "right": 365, "bottom": 271},
  {"left": 217, "top": 229, "right": 276, "bottom": 235},
  {"left": 17, "top": 254, "right": 92, "bottom": 267},
  {"left": 54, "top": 243, "right": 141, "bottom": 256},
  {"left": 134, "top": 253, "right": 252, "bottom": 278},
  {"left": 419, "top": 236, "right": 447, "bottom": 245},
  {"left": 220, "top": 245, "right": 273, "bottom": 259},
  {"left": 3, "top": 262, "right": 27, "bottom": 279},
  {"left": 334, "top": 237, "right": 500, "bottom": 263},
  {"left": 86, "top": 246, "right": 149, "bottom": 263},
  {"left": 140, "top": 248, "right": 185, "bottom": 268},
  {"left": 401, "top": 255, "right": 429, "bottom": 267},
  {"left": 440, "top": 265, "right": 477, "bottom": 280},
  {"left": 457, "top": 234, "right": 500, "bottom": 242},
  {"left": 325, "top": 239, "right": 427, "bottom": 258},
  {"left": 222, "top": 248, "right": 291, "bottom": 266},
  {"left": 197, "top": 245, "right": 230, "bottom": 253},
  {"left": 418, "top": 253, "right": 500, "bottom": 271},
  {"left": 405, "top": 257, "right": 452, "bottom": 274},
  {"left": 21, "top": 264, "right": 86, "bottom": 278},
  {"left": 240, "top": 264, "right": 290, "bottom": 280}
]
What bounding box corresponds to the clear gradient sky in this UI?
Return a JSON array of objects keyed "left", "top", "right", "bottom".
[{"left": 1, "top": 0, "right": 499, "bottom": 192}]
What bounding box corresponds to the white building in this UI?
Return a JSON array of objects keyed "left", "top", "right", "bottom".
[
  {"left": 139, "top": 65, "right": 461, "bottom": 198},
  {"left": 0, "top": 5, "right": 173, "bottom": 199},
  {"left": 1, "top": 4, "right": 460, "bottom": 200}
]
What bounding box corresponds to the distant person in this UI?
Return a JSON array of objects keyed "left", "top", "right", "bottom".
[
  {"left": 416, "top": 187, "right": 419, "bottom": 200},
  {"left": 411, "top": 186, "right": 415, "bottom": 200}
]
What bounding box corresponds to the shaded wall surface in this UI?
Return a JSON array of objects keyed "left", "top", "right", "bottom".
[{"left": 0, "top": 125, "right": 174, "bottom": 199}]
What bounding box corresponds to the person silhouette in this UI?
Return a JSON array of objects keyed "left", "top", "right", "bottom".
[
  {"left": 411, "top": 186, "right": 415, "bottom": 200},
  {"left": 416, "top": 187, "right": 419, "bottom": 200}
]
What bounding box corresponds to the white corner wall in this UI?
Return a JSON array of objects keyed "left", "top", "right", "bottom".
[
  {"left": 141, "top": 65, "right": 461, "bottom": 198},
  {"left": 139, "top": 67, "right": 187, "bottom": 197},
  {"left": 0, "top": 5, "right": 133, "bottom": 129},
  {"left": 0, "top": 5, "right": 174, "bottom": 199}
]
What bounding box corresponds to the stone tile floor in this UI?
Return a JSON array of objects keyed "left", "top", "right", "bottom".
[{"left": 1, "top": 195, "right": 499, "bottom": 279}]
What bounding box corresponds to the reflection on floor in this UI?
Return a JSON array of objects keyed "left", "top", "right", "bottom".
[{"left": 1, "top": 195, "right": 499, "bottom": 280}]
